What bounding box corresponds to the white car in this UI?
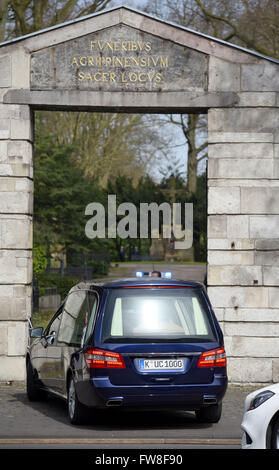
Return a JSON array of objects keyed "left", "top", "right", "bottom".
[{"left": 241, "top": 383, "right": 279, "bottom": 449}]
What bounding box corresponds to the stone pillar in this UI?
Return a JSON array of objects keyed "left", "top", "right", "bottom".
[
  {"left": 0, "top": 50, "right": 33, "bottom": 381},
  {"left": 207, "top": 57, "right": 279, "bottom": 384}
]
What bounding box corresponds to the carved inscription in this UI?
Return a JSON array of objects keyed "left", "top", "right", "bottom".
[
  {"left": 30, "top": 25, "right": 207, "bottom": 92},
  {"left": 71, "top": 40, "right": 168, "bottom": 84}
]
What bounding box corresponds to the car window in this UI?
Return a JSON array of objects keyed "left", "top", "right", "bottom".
[
  {"left": 102, "top": 288, "right": 216, "bottom": 343},
  {"left": 58, "top": 290, "right": 88, "bottom": 347},
  {"left": 43, "top": 310, "right": 63, "bottom": 345},
  {"left": 44, "top": 308, "right": 63, "bottom": 337},
  {"left": 81, "top": 292, "right": 98, "bottom": 347},
  {"left": 57, "top": 290, "right": 98, "bottom": 347}
]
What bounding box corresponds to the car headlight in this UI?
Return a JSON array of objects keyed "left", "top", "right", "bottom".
[{"left": 248, "top": 390, "right": 275, "bottom": 410}]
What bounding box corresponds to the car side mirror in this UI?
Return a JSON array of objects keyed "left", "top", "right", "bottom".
[
  {"left": 30, "top": 327, "right": 44, "bottom": 338},
  {"left": 46, "top": 330, "right": 56, "bottom": 345}
]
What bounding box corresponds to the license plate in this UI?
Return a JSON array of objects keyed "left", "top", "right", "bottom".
[{"left": 139, "top": 358, "right": 184, "bottom": 371}]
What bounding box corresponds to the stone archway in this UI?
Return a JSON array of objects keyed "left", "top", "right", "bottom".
[{"left": 0, "top": 6, "right": 279, "bottom": 383}]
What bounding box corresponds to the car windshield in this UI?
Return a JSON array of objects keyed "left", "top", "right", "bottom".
[{"left": 101, "top": 288, "right": 217, "bottom": 343}]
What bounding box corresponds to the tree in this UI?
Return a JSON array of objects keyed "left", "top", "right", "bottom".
[
  {"left": 36, "top": 111, "right": 163, "bottom": 187},
  {"left": 159, "top": 169, "right": 207, "bottom": 261},
  {"left": 0, "top": 0, "right": 9, "bottom": 42},
  {"left": 33, "top": 245, "right": 48, "bottom": 275},
  {"left": 104, "top": 174, "right": 162, "bottom": 261},
  {"left": 0, "top": 0, "right": 112, "bottom": 41},
  {"left": 193, "top": 0, "right": 279, "bottom": 59},
  {"left": 34, "top": 129, "right": 107, "bottom": 265},
  {"left": 167, "top": 114, "right": 207, "bottom": 195},
  {"left": 157, "top": 0, "right": 279, "bottom": 59}
]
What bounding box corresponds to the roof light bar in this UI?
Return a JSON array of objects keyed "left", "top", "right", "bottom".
[{"left": 135, "top": 271, "right": 172, "bottom": 279}]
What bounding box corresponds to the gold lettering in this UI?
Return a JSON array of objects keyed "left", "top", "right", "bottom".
[
  {"left": 160, "top": 57, "right": 169, "bottom": 67},
  {"left": 138, "top": 73, "right": 146, "bottom": 82},
  {"left": 124, "top": 57, "right": 131, "bottom": 67},
  {"left": 71, "top": 57, "right": 79, "bottom": 66},
  {"left": 115, "top": 57, "right": 124, "bottom": 67},
  {"left": 97, "top": 41, "right": 105, "bottom": 50},
  {"left": 78, "top": 71, "right": 84, "bottom": 81},
  {"left": 106, "top": 41, "right": 114, "bottom": 51},
  {"left": 140, "top": 57, "right": 147, "bottom": 67},
  {"left": 151, "top": 57, "right": 159, "bottom": 66},
  {"left": 73, "top": 38, "right": 166, "bottom": 85},
  {"left": 129, "top": 72, "right": 138, "bottom": 82},
  {"left": 131, "top": 57, "right": 140, "bottom": 67},
  {"left": 94, "top": 72, "right": 102, "bottom": 81},
  {"left": 155, "top": 72, "right": 162, "bottom": 83},
  {"left": 90, "top": 39, "right": 153, "bottom": 52},
  {"left": 79, "top": 56, "right": 87, "bottom": 66},
  {"left": 147, "top": 72, "right": 155, "bottom": 82}
]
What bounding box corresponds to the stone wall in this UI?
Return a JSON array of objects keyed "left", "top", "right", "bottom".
[
  {"left": 207, "top": 56, "right": 279, "bottom": 383},
  {"left": 0, "top": 48, "right": 32, "bottom": 381}
]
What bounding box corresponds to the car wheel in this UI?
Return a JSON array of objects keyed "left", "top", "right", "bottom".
[
  {"left": 195, "top": 403, "right": 222, "bottom": 423},
  {"left": 26, "top": 360, "right": 46, "bottom": 402},
  {"left": 67, "top": 376, "right": 88, "bottom": 425},
  {"left": 271, "top": 416, "right": 279, "bottom": 449}
]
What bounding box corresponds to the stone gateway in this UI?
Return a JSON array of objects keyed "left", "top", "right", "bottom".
[
  {"left": 30, "top": 24, "right": 207, "bottom": 92},
  {"left": 0, "top": 6, "right": 279, "bottom": 384}
]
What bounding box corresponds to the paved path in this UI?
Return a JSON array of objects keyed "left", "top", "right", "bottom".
[{"left": 0, "top": 383, "right": 255, "bottom": 448}]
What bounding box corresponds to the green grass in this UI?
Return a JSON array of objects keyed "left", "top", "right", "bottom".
[{"left": 32, "top": 310, "right": 55, "bottom": 331}]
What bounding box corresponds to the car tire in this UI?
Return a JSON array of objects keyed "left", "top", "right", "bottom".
[
  {"left": 271, "top": 416, "right": 279, "bottom": 449},
  {"left": 67, "top": 376, "right": 88, "bottom": 425},
  {"left": 195, "top": 403, "right": 222, "bottom": 423},
  {"left": 26, "top": 360, "right": 47, "bottom": 402}
]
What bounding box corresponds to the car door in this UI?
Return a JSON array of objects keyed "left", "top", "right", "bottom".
[
  {"left": 39, "top": 308, "right": 63, "bottom": 392},
  {"left": 57, "top": 289, "right": 88, "bottom": 396}
]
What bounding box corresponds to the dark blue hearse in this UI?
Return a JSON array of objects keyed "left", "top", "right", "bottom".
[{"left": 27, "top": 276, "right": 227, "bottom": 424}]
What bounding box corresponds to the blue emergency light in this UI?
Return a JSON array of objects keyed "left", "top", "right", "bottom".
[
  {"left": 135, "top": 271, "right": 172, "bottom": 279},
  {"left": 162, "top": 271, "right": 172, "bottom": 279}
]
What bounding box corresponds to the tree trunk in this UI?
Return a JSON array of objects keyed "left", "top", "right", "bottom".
[
  {"left": 186, "top": 114, "right": 199, "bottom": 195},
  {"left": 0, "top": 0, "right": 9, "bottom": 42}
]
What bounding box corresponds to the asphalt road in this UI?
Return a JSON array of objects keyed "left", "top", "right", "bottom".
[{"left": 0, "top": 382, "right": 256, "bottom": 449}]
